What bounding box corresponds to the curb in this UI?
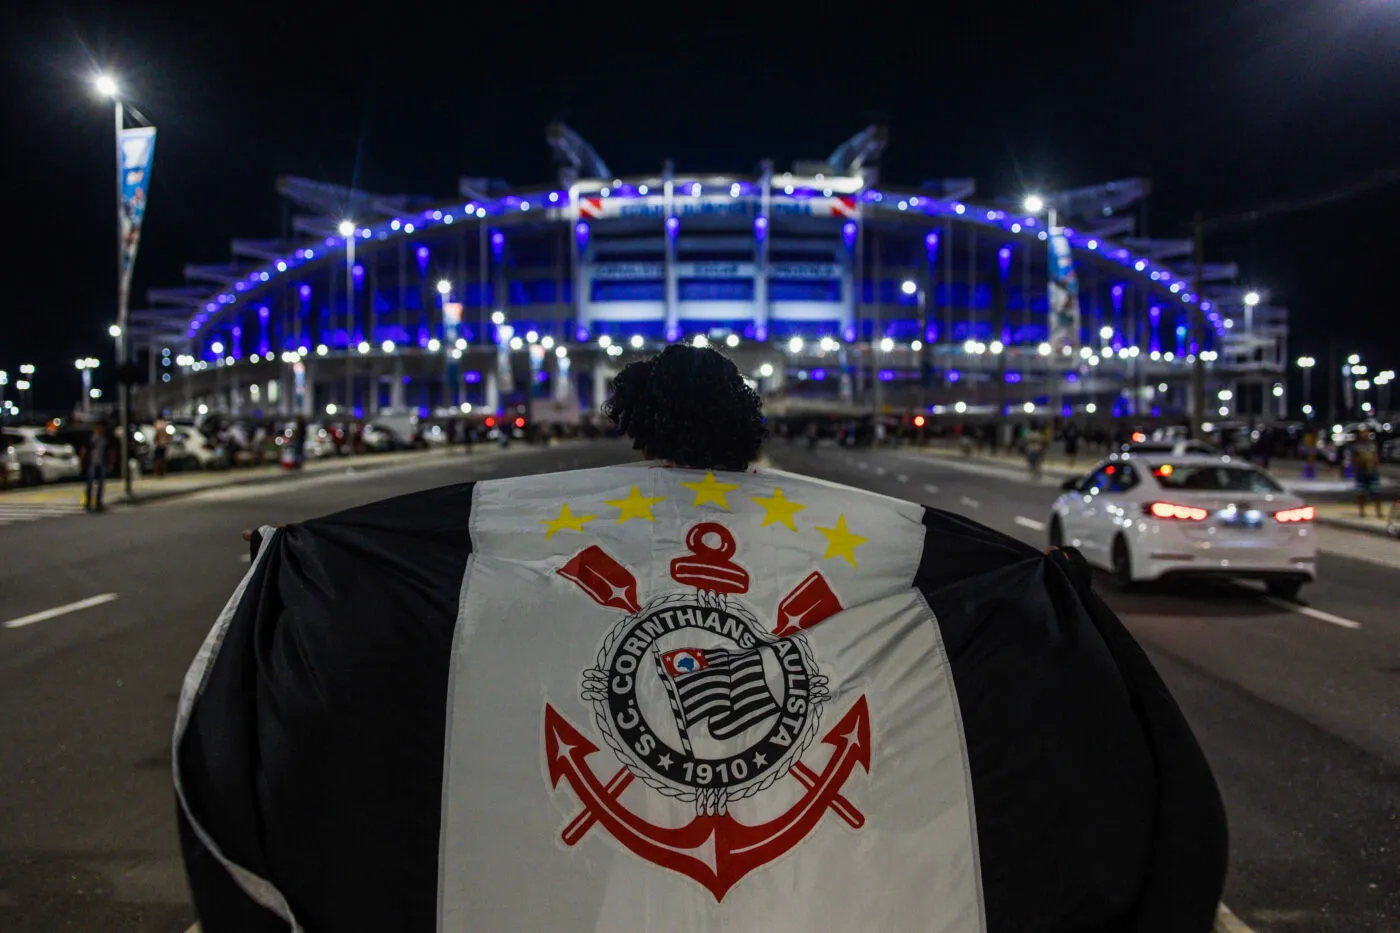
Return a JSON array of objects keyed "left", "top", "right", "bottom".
[{"left": 0, "top": 444, "right": 539, "bottom": 510}]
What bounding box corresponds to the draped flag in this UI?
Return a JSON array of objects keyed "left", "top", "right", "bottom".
[{"left": 175, "top": 464, "right": 1227, "bottom": 933}]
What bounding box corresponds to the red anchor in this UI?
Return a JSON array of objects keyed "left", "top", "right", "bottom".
[{"left": 545, "top": 696, "right": 871, "bottom": 901}]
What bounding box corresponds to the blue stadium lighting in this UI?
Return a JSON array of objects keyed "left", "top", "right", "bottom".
[
  {"left": 665, "top": 216, "right": 679, "bottom": 238},
  {"left": 754, "top": 215, "right": 768, "bottom": 240},
  {"left": 390, "top": 219, "right": 401, "bottom": 231},
  {"left": 443, "top": 214, "right": 454, "bottom": 224},
  {"left": 276, "top": 261, "right": 287, "bottom": 272},
  {"left": 404, "top": 223, "right": 416, "bottom": 232},
  {"left": 842, "top": 222, "right": 857, "bottom": 250},
  {"left": 953, "top": 203, "right": 966, "bottom": 215}
]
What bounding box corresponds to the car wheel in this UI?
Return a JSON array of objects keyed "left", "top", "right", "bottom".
[
  {"left": 1265, "top": 577, "right": 1304, "bottom": 601},
  {"left": 20, "top": 465, "right": 42, "bottom": 487},
  {"left": 1112, "top": 535, "right": 1136, "bottom": 589},
  {"left": 1048, "top": 517, "right": 1065, "bottom": 549}
]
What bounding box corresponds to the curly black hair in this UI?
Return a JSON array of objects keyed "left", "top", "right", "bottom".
[{"left": 602, "top": 345, "right": 766, "bottom": 470}]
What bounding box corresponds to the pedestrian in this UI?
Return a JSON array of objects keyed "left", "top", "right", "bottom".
[
  {"left": 177, "top": 344, "right": 1226, "bottom": 933},
  {"left": 1024, "top": 421, "right": 1047, "bottom": 480},
  {"left": 153, "top": 416, "right": 170, "bottom": 477},
  {"left": 292, "top": 415, "right": 308, "bottom": 469},
  {"left": 1062, "top": 420, "right": 1080, "bottom": 467},
  {"left": 1353, "top": 427, "right": 1384, "bottom": 519},
  {"left": 84, "top": 422, "right": 110, "bottom": 512}
]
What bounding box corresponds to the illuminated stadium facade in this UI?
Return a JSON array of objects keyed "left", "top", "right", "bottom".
[{"left": 135, "top": 125, "right": 1289, "bottom": 423}]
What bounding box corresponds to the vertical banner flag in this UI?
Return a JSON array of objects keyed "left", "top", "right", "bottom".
[
  {"left": 496, "top": 325, "right": 516, "bottom": 397},
  {"left": 1047, "top": 230, "right": 1080, "bottom": 354},
  {"left": 119, "top": 127, "right": 157, "bottom": 289}
]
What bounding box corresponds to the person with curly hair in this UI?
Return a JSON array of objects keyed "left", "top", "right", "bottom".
[{"left": 603, "top": 344, "right": 766, "bottom": 470}]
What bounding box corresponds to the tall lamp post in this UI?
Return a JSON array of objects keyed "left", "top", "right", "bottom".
[
  {"left": 437, "top": 279, "right": 457, "bottom": 408},
  {"left": 901, "top": 279, "right": 926, "bottom": 413},
  {"left": 1296, "top": 356, "right": 1316, "bottom": 420},
  {"left": 1024, "top": 195, "right": 1065, "bottom": 421},
  {"left": 338, "top": 220, "right": 357, "bottom": 412},
  {"left": 76, "top": 358, "right": 100, "bottom": 416},
  {"left": 19, "top": 364, "right": 36, "bottom": 417},
  {"left": 94, "top": 74, "right": 136, "bottom": 495}
]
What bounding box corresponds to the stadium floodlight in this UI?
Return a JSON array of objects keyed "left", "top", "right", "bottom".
[
  {"left": 93, "top": 74, "right": 118, "bottom": 98},
  {"left": 1023, "top": 195, "right": 1044, "bottom": 214},
  {"left": 338, "top": 220, "right": 356, "bottom": 238}
]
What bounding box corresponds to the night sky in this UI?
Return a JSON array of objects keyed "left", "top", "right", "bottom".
[{"left": 4, "top": 0, "right": 1398, "bottom": 411}]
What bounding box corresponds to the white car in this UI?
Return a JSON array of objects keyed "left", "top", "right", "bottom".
[
  {"left": 1049, "top": 453, "right": 1317, "bottom": 599},
  {"left": 3, "top": 427, "right": 83, "bottom": 485}
]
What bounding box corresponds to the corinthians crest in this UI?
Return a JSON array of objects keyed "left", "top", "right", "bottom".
[{"left": 545, "top": 518, "right": 872, "bottom": 901}]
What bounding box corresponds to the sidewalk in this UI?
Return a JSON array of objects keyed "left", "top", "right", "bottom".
[
  {"left": 0, "top": 446, "right": 462, "bottom": 508},
  {"left": 910, "top": 444, "right": 1400, "bottom": 539}
]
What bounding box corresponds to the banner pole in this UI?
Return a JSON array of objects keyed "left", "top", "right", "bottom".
[{"left": 115, "top": 99, "right": 133, "bottom": 499}]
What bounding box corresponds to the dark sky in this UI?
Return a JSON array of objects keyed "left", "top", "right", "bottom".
[{"left": 4, "top": 0, "right": 1399, "bottom": 409}]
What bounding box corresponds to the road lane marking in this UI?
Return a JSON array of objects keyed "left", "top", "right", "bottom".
[
  {"left": 895, "top": 473, "right": 909, "bottom": 483},
  {"left": 923, "top": 483, "right": 940, "bottom": 495},
  {"left": 959, "top": 496, "right": 981, "bottom": 509},
  {"left": 874, "top": 466, "right": 887, "bottom": 476},
  {"left": 856, "top": 462, "right": 868, "bottom": 471},
  {"left": 4, "top": 593, "right": 119, "bottom": 630},
  {"left": 1014, "top": 516, "right": 1047, "bottom": 532},
  {"left": 1267, "top": 598, "right": 1361, "bottom": 630},
  {"left": 1216, "top": 904, "right": 1257, "bottom": 933}
]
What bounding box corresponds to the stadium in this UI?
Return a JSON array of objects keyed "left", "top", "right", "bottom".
[{"left": 132, "top": 124, "right": 1289, "bottom": 429}]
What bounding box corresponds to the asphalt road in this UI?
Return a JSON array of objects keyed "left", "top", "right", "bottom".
[
  {"left": 1, "top": 439, "right": 1396, "bottom": 932},
  {"left": 764, "top": 441, "right": 1400, "bottom": 933}
]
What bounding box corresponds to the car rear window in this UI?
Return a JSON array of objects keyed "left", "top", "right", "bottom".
[{"left": 1151, "top": 464, "right": 1282, "bottom": 493}]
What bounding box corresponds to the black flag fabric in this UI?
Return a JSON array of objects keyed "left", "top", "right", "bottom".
[{"left": 175, "top": 464, "right": 1226, "bottom": 933}]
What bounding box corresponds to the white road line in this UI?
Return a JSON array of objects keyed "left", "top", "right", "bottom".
[
  {"left": 923, "top": 483, "right": 940, "bottom": 495},
  {"left": 1014, "top": 516, "right": 1047, "bottom": 532},
  {"left": 874, "top": 466, "right": 887, "bottom": 476},
  {"left": 1216, "top": 904, "right": 1257, "bottom": 933},
  {"left": 3, "top": 593, "right": 120, "bottom": 630},
  {"left": 959, "top": 496, "right": 981, "bottom": 509},
  {"left": 895, "top": 473, "right": 909, "bottom": 483},
  {"left": 856, "top": 462, "right": 868, "bottom": 471},
  {"left": 1267, "top": 598, "right": 1362, "bottom": 630}
]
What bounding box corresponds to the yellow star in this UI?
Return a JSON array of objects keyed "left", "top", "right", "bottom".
[
  {"left": 604, "top": 485, "right": 666, "bottom": 523},
  {"left": 751, "top": 487, "right": 807, "bottom": 532},
  {"left": 680, "top": 471, "right": 739, "bottom": 510},
  {"left": 541, "top": 503, "right": 596, "bottom": 540},
  {"left": 816, "top": 514, "right": 868, "bottom": 568}
]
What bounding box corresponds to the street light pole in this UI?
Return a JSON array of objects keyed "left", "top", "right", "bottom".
[
  {"left": 339, "top": 221, "right": 357, "bottom": 412},
  {"left": 1296, "top": 356, "right": 1315, "bottom": 420}
]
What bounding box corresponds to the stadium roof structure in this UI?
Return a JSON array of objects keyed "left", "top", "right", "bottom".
[{"left": 144, "top": 124, "right": 1270, "bottom": 356}]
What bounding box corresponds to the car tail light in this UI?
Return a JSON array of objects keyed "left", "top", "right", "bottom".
[
  {"left": 1144, "top": 501, "right": 1209, "bottom": 521},
  {"left": 514, "top": 417, "right": 526, "bottom": 429},
  {"left": 484, "top": 416, "right": 497, "bottom": 428},
  {"left": 1274, "top": 505, "right": 1316, "bottom": 523}
]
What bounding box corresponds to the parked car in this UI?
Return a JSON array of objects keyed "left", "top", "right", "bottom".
[
  {"left": 362, "top": 422, "right": 408, "bottom": 452},
  {"left": 2, "top": 437, "right": 19, "bottom": 486},
  {"left": 3, "top": 427, "right": 83, "bottom": 485},
  {"left": 1049, "top": 453, "right": 1316, "bottom": 599}
]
